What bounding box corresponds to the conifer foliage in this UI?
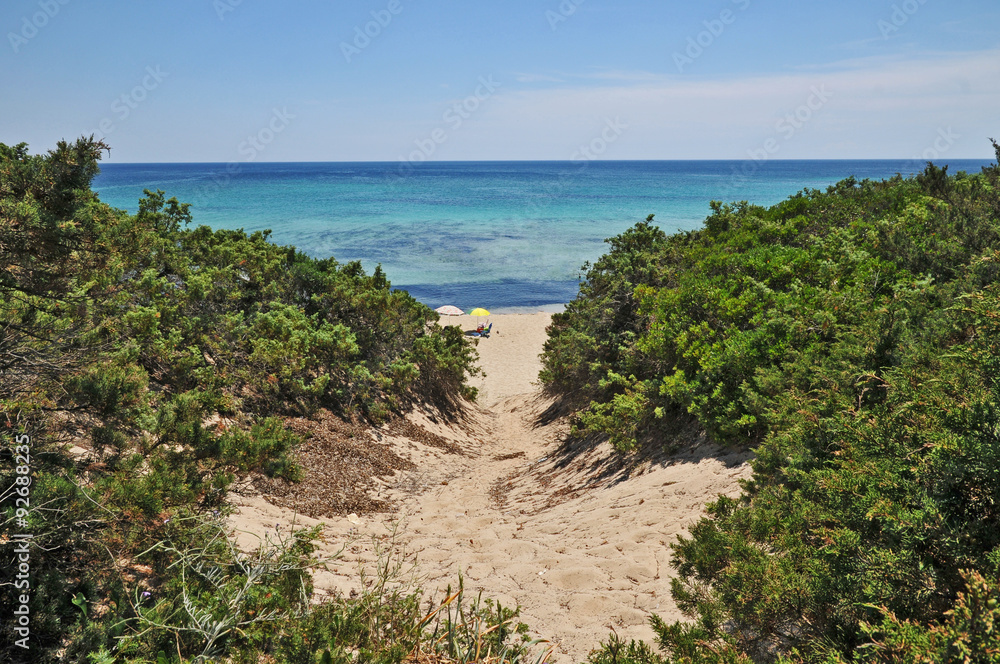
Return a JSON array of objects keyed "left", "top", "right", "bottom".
[
  {"left": 544, "top": 143, "right": 1000, "bottom": 662},
  {"left": 0, "top": 138, "right": 479, "bottom": 662}
]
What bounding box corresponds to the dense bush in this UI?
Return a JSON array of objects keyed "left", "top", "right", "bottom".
[
  {"left": 0, "top": 138, "right": 481, "bottom": 662},
  {"left": 549, "top": 144, "right": 1000, "bottom": 661}
]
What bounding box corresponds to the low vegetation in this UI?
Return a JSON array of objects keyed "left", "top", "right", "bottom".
[
  {"left": 0, "top": 138, "right": 512, "bottom": 663},
  {"left": 8, "top": 134, "right": 1000, "bottom": 663},
  {"left": 544, "top": 142, "right": 1000, "bottom": 661}
]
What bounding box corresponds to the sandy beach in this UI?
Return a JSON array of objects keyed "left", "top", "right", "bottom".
[
  {"left": 229, "top": 312, "right": 752, "bottom": 662},
  {"left": 443, "top": 312, "right": 554, "bottom": 406}
]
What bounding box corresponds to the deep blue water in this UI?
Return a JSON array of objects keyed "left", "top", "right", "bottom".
[{"left": 93, "top": 159, "right": 994, "bottom": 312}]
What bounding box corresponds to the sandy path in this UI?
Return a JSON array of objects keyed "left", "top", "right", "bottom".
[
  {"left": 230, "top": 313, "right": 752, "bottom": 662},
  {"left": 448, "top": 312, "right": 553, "bottom": 407}
]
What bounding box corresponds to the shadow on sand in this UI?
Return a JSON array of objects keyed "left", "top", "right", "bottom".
[{"left": 530, "top": 392, "right": 752, "bottom": 494}]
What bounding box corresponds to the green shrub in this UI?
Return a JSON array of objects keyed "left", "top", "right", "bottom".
[
  {"left": 0, "top": 137, "right": 482, "bottom": 662},
  {"left": 544, "top": 143, "right": 1000, "bottom": 661}
]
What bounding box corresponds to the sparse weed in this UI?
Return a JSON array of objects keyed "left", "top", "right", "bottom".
[{"left": 272, "top": 525, "right": 546, "bottom": 664}]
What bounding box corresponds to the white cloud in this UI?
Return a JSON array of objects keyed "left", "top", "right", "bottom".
[{"left": 429, "top": 49, "right": 1000, "bottom": 160}]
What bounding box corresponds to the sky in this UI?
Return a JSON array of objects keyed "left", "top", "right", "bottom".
[{"left": 1, "top": 0, "right": 998, "bottom": 163}]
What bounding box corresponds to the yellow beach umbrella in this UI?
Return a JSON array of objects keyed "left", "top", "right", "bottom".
[{"left": 469, "top": 308, "right": 490, "bottom": 331}]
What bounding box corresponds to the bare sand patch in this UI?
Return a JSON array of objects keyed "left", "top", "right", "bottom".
[
  {"left": 441, "top": 313, "right": 552, "bottom": 407},
  {"left": 229, "top": 312, "right": 752, "bottom": 662}
]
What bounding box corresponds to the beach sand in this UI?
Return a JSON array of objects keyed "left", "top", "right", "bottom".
[
  {"left": 229, "top": 313, "right": 752, "bottom": 662},
  {"left": 444, "top": 312, "right": 552, "bottom": 406}
]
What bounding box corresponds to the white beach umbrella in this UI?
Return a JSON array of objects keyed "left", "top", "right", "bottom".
[{"left": 434, "top": 305, "right": 465, "bottom": 316}]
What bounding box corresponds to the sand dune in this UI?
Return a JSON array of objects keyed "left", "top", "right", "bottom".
[{"left": 229, "top": 313, "right": 752, "bottom": 662}]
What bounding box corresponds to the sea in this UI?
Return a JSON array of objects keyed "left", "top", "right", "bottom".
[{"left": 93, "top": 159, "right": 994, "bottom": 313}]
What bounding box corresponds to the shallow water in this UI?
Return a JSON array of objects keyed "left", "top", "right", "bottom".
[{"left": 94, "top": 159, "right": 993, "bottom": 312}]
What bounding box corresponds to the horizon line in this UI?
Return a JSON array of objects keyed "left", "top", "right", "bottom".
[{"left": 98, "top": 157, "right": 997, "bottom": 166}]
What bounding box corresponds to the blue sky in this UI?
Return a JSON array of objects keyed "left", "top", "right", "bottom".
[{"left": 1, "top": 0, "right": 998, "bottom": 162}]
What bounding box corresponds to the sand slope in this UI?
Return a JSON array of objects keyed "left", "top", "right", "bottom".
[{"left": 229, "top": 313, "right": 752, "bottom": 662}]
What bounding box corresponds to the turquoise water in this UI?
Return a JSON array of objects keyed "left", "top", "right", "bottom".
[{"left": 94, "top": 159, "right": 994, "bottom": 312}]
